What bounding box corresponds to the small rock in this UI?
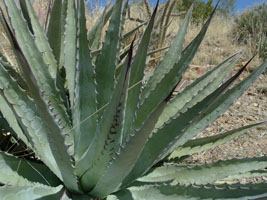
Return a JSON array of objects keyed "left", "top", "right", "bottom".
[
  {"left": 247, "top": 116, "right": 256, "bottom": 121},
  {"left": 235, "top": 101, "right": 241, "bottom": 106},
  {"left": 206, "top": 127, "right": 213, "bottom": 131},
  {"left": 253, "top": 103, "right": 259, "bottom": 107}
]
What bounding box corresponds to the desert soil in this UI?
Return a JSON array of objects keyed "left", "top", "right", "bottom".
[{"left": 183, "top": 68, "right": 267, "bottom": 183}]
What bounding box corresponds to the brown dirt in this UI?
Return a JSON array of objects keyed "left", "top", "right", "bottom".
[
  {"left": 186, "top": 69, "right": 267, "bottom": 163},
  {"left": 181, "top": 67, "right": 267, "bottom": 183}
]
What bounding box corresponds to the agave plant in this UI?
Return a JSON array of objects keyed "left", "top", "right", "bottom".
[{"left": 0, "top": 0, "right": 266, "bottom": 199}]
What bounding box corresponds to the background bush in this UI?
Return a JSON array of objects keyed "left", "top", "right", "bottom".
[
  {"left": 233, "top": 3, "right": 267, "bottom": 61},
  {"left": 176, "top": 0, "right": 236, "bottom": 24}
]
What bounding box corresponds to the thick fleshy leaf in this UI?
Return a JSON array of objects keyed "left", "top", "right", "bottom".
[
  {"left": 169, "top": 121, "right": 267, "bottom": 159},
  {"left": 0, "top": 62, "right": 61, "bottom": 180},
  {"left": 156, "top": 52, "right": 241, "bottom": 129},
  {"left": 122, "top": 60, "right": 266, "bottom": 188},
  {"left": 0, "top": 95, "right": 31, "bottom": 149},
  {"left": 121, "top": 0, "right": 159, "bottom": 143},
  {"left": 134, "top": 3, "right": 216, "bottom": 128},
  {"left": 88, "top": 3, "right": 114, "bottom": 48},
  {"left": 90, "top": 5, "right": 107, "bottom": 52},
  {"left": 113, "top": 182, "right": 267, "bottom": 200},
  {"left": 0, "top": 184, "right": 63, "bottom": 200},
  {"left": 121, "top": 22, "right": 146, "bottom": 43},
  {"left": 46, "top": 0, "right": 64, "bottom": 63},
  {"left": 0, "top": 152, "right": 60, "bottom": 187},
  {"left": 220, "top": 170, "right": 267, "bottom": 183},
  {"left": 141, "top": 4, "right": 193, "bottom": 101},
  {"left": 95, "top": 0, "right": 123, "bottom": 112},
  {"left": 139, "top": 157, "right": 267, "bottom": 185},
  {"left": 25, "top": 1, "right": 58, "bottom": 80},
  {"left": 64, "top": 0, "right": 77, "bottom": 109},
  {"left": 73, "top": 0, "right": 97, "bottom": 161},
  {"left": 18, "top": 0, "right": 33, "bottom": 33},
  {"left": 2, "top": 0, "right": 73, "bottom": 147},
  {"left": 0, "top": 52, "right": 28, "bottom": 92},
  {"left": 89, "top": 85, "right": 175, "bottom": 198},
  {"left": 79, "top": 41, "right": 134, "bottom": 190},
  {"left": 25, "top": 0, "right": 69, "bottom": 110},
  {"left": 166, "top": 61, "right": 267, "bottom": 156},
  {"left": 0, "top": 58, "right": 80, "bottom": 192}
]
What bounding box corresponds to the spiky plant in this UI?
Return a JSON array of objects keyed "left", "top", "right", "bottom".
[{"left": 0, "top": 0, "right": 266, "bottom": 199}]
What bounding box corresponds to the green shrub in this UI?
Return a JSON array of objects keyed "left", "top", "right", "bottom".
[
  {"left": 233, "top": 3, "right": 267, "bottom": 61},
  {"left": 177, "top": 0, "right": 236, "bottom": 24},
  {"left": 177, "top": 0, "right": 214, "bottom": 24}
]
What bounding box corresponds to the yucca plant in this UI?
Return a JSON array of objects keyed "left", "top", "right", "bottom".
[{"left": 0, "top": 0, "right": 266, "bottom": 199}]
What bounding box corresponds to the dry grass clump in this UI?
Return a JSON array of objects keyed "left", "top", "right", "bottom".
[{"left": 0, "top": 1, "right": 263, "bottom": 73}]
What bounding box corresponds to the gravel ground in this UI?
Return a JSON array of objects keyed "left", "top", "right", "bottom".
[{"left": 184, "top": 69, "right": 267, "bottom": 183}]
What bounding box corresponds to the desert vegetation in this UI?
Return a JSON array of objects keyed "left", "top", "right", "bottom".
[{"left": 0, "top": 0, "right": 266, "bottom": 199}]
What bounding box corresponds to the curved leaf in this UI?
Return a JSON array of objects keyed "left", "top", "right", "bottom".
[
  {"left": 134, "top": 3, "right": 214, "bottom": 128},
  {"left": 25, "top": 1, "right": 58, "bottom": 79},
  {"left": 121, "top": 0, "right": 159, "bottom": 143},
  {"left": 46, "top": 0, "right": 64, "bottom": 63},
  {"left": 3, "top": 0, "right": 73, "bottom": 148},
  {"left": 0, "top": 62, "right": 61, "bottom": 180},
  {"left": 0, "top": 184, "right": 63, "bottom": 200},
  {"left": 79, "top": 41, "right": 134, "bottom": 190},
  {"left": 88, "top": 3, "right": 114, "bottom": 48},
  {"left": 169, "top": 121, "right": 267, "bottom": 159},
  {"left": 89, "top": 77, "right": 174, "bottom": 198},
  {"left": 122, "top": 60, "right": 266, "bottom": 188},
  {"left": 73, "top": 0, "right": 97, "bottom": 161},
  {"left": 114, "top": 182, "right": 267, "bottom": 200},
  {"left": 95, "top": 0, "right": 123, "bottom": 111},
  {"left": 139, "top": 157, "right": 267, "bottom": 185},
  {"left": 0, "top": 152, "right": 60, "bottom": 187},
  {"left": 64, "top": 0, "right": 77, "bottom": 109},
  {"left": 156, "top": 52, "right": 241, "bottom": 129}
]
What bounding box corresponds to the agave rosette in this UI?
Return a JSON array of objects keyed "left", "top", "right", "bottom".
[{"left": 0, "top": 0, "right": 266, "bottom": 199}]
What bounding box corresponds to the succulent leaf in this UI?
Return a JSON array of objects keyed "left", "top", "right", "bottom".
[
  {"left": 122, "top": 59, "right": 266, "bottom": 188},
  {"left": 2, "top": 0, "right": 73, "bottom": 146},
  {"left": 0, "top": 184, "right": 63, "bottom": 200},
  {"left": 0, "top": 95, "right": 31, "bottom": 149},
  {"left": 121, "top": 22, "right": 146, "bottom": 43},
  {"left": 88, "top": 3, "right": 114, "bottom": 48},
  {"left": 0, "top": 62, "right": 61, "bottom": 180},
  {"left": 135, "top": 3, "right": 216, "bottom": 128},
  {"left": 64, "top": 0, "right": 77, "bottom": 109},
  {"left": 90, "top": 83, "right": 175, "bottom": 198},
  {"left": 79, "top": 40, "right": 134, "bottom": 190},
  {"left": 95, "top": 0, "right": 123, "bottom": 112},
  {"left": 156, "top": 52, "right": 242, "bottom": 129},
  {"left": 167, "top": 60, "right": 267, "bottom": 155},
  {"left": 220, "top": 170, "right": 267, "bottom": 183},
  {"left": 46, "top": 0, "right": 64, "bottom": 64},
  {"left": 18, "top": 0, "right": 33, "bottom": 34},
  {"left": 25, "top": 1, "right": 58, "bottom": 80},
  {"left": 121, "top": 0, "right": 158, "bottom": 144},
  {"left": 113, "top": 182, "right": 267, "bottom": 200},
  {"left": 141, "top": 4, "right": 193, "bottom": 101},
  {"left": 139, "top": 157, "right": 267, "bottom": 185},
  {"left": 169, "top": 121, "right": 267, "bottom": 159},
  {"left": 0, "top": 55, "right": 79, "bottom": 192},
  {"left": 0, "top": 0, "right": 266, "bottom": 199},
  {"left": 0, "top": 152, "right": 60, "bottom": 187},
  {"left": 73, "top": 0, "right": 97, "bottom": 161}
]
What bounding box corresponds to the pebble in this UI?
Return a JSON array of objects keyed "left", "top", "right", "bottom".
[
  {"left": 206, "top": 127, "right": 213, "bottom": 131},
  {"left": 252, "top": 103, "right": 259, "bottom": 107},
  {"left": 235, "top": 101, "right": 241, "bottom": 106},
  {"left": 246, "top": 116, "right": 256, "bottom": 121}
]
